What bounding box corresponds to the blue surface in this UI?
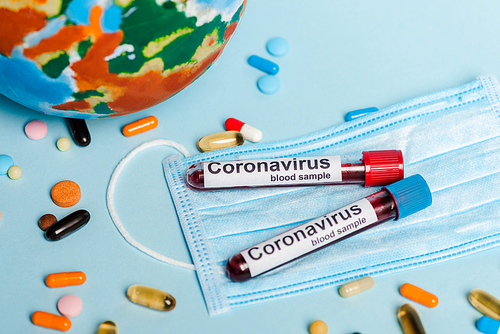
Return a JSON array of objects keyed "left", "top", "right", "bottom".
[{"left": 2, "top": 0, "right": 500, "bottom": 332}]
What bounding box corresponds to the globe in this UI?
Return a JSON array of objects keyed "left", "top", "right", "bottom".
[{"left": 0, "top": 0, "right": 246, "bottom": 118}]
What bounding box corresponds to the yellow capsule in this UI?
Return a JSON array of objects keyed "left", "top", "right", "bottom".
[
  {"left": 96, "top": 320, "right": 118, "bottom": 334},
  {"left": 126, "top": 284, "right": 176, "bottom": 311},
  {"left": 339, "top": 276, "right": 375, "bottom": 298},
  {"left": 397, "top": 304, "right": 426, "bottom": 334},
  {"left": 197, "top": 131, "right": 245, "bottom": 152},
  {"left": 469, "top": 288, "right": 500, "bottom": 320}
]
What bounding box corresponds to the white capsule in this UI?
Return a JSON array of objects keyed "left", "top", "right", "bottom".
[{"left": 225, "top": 118, "right": 263, "bottom": 143}]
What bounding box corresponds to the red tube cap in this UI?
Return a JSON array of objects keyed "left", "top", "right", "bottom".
[{"left": 363, "top": 150, "right": 404, "bottom": 187}]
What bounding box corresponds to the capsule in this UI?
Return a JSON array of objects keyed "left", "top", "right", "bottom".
[
  {"left": 224, "top": 118, "right": 262, "bottom": 142},
  {"left": 45, "top": 271, "right": 86, "bottom": 288},
  {"left": 122, "top": 116, "right": 158, "bottom": 137},
  {"left": 397, "top": 304, "right": 426, "bottom": 334},
  {"left": 197, "top": 131, "right": 244, "bottom": 152},
  {"left": 31, "top": 311, "right": 71, "bottom": 331},
  {"left": 126, "top": 284, "right": 176, "bottom": 311},
  {"left": 345, "top": 107, "right": 379, "bottom": 121},
  {"left": 45, "top": 209, "right": 90, "bottom": 241},
  {"left": 339, "top": 276, "right": 375, "bottom": 298},
  {"left": 477, "top": 316, "right": 500, "bottom": 334},
  {"left": 97, "top": 320, "right": 118, "bottom": 334},
  {"left": 248, "top": 55, "right": 279, "bottom": 75},
  {"left": 67, "top": 118, "right": 91, "bottom": 147},
  {"left": 400, "top": 283, "right": 438, "bottom": 308},
  {"left": 469, "top": 288, "right": 500, "bottom": 320}
]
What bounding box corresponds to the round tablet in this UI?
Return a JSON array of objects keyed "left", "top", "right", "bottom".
[
  {"left": 57, "top": 294, "right": 82, "bottom": 318},
  {"left": 267, "top": 37, "right": 289, "bottom": 57},
  {"left": 257, "top": 75, "right": 280, "bottom": 94},
  {"left": 57, "top": 137, "right": 71, "bottom": 151},
  {"left": 51, "top": 181, "right": 81, "bottom": 207},
  {"left": 309, "top": 320, "right": 328, "bottom": 334},
  {"left": 0, "top": 154, "right": 14, "bottom": 175},
  {"left": 8, "top": 165, "right": 22, "bottom": 180},
  {"left": 39, "top": 214, "right": 57, "bottom": 231},
  {"left": 25, "top": 120, "right": 48, "bottom": 140}
]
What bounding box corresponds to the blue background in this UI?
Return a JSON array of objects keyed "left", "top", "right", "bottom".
[{"left": 2, "top": 0, "right": 500, "bottom": 332}]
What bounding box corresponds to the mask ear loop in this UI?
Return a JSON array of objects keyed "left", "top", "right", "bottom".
[{"left": 106, "top": 139, "right": 196, "bottom": 271}]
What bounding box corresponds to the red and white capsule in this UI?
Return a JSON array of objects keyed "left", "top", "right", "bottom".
[{"left": 224, "top": 118, "right": 262, "bottom": 142}]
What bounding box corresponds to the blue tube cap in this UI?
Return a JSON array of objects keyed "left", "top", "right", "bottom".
[
  {"left": 477, "top": 316, "right": 500, "bottom": 334},
  {"left": 383, "top": 174, "right": 432, "bottom": 220}
]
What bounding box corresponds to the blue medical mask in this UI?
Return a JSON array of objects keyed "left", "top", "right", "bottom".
[{"left": 109, "top": 74, "right": 500, "bottom": 316}]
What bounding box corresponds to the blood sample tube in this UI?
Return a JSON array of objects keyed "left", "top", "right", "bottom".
[
  {"left": 226, "top": 174, "right": 431, "bottom": 282},
  {"left": 187, "top": 150, "right": 403, "bottom": 190}
]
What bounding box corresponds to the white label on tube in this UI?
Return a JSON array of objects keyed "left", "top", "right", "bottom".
[
  {"left": 240, "top": 198, "right": 378, "bottom": 277},
  {"left": 203, "top": 157, "right": 342, "bottom": 188}
]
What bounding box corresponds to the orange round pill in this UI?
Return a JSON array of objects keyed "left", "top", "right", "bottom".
[
  {"left": 45, "top": 271, "right": 86, "bottom": 288},
  {"left": 51, "top": 181, "right": 81, "bottom": 207},
  {"left": 31, "top": 311, "right": 71, "bottom": 331},
  {"left": 400, "top": 283, "right": 439, "bottom": 308}
]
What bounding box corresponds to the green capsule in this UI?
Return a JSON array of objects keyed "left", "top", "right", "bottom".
[
  {"left": 397, "top": 304, "right": 426, "bottom": 334},
  {"left": 96, "top": 321, "right": 118, "bottom": 334},
  {"left": 469, "top": 288, "right": 500, "bottom": 320},
  {"left": 126, "top": 284, "right": 176, "bottom": 311}
]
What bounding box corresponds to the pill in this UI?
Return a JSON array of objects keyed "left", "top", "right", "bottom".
[
  {"left": 477, "top": 316, "right": 500, "bottom": 334},
  {"left": 126, "top": 284, "right": 176, "bottom": 311},
  {"left": 122, "top": 115, "right": 158, "bottom": 137},
  {"left": 224, "top": 118, "right": 263, "bottom": 143},
  {"left": 198, "top": 131, "right": 245, "bottom": 152},
  {"left": 345, "top": 107, "right": 379, "bottom": 122},
  {"left": 397, "top": 304, "right": 426, "bottom": 334},
  {"left": 56, "top": 137, "right": 71, "bottom": 151},
  {"left": 257, "top": 75, "right": 280, "bottom": 94},
  {"left": 469, "top": 288, "right": 500, "bottom": 320},
  {"left": 67, "top": 118, "right": 91, "bottom": 147},
  {"left": 97, "top": 320, "right": 118, "bottom": 334},
  {"left": 39, "top": 213, "right": 57, "bottom": 231},
  {"left": 0, "top": 154, "right": 14, "bottom": 175},
  {"left": 267, "top": 37, "right": 289, "bottom": 57},
  {"left": 57, "top": 294, "right": 82, "bottom": 318},
  {"left": 248, "top": 55, "right": 279, "bottom": 75},
  {"left": 45, "top": 209, "right": 90, "bottom": 241},
  {"left": 31, "top": 311, "right": 71, "bottom": 331},
  {"left": 45, "top": 271, "right": 86, "bottom": 288},
  {"left": 309, "top": 320, "right": 328, "bottom": 334},
  {"left": 339, "top": 276, "right": 375, "bottom": 298},
  {"left": 51, "top": 180, "right": 81, "bottom": 207},
  {"left": 400, "top": 283, "right": 438, "bottom": 308},
  {"left": 7, "top": 165, "right": 22, "bottom": 180},
  {"left": 25, "top": 120, "right": 48, "bottom": 140}
]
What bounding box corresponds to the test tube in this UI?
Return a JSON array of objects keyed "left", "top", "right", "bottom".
[
  {"left": 226, "top": 174, "right": 431, "bottom": 282},
  {"left": 186, "top": 150, "right": 403, "bottom": 190}
]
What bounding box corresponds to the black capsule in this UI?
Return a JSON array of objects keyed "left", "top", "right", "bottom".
[
  {"left": 45, "top": 210, "right": 90, "bottom": 241},
  {"left": 67, "top": 119, "right": 91, "bottom": 147}
]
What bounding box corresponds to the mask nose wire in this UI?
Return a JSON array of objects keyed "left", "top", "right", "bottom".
[{"left": 106, "top": 139, "right": 196, "bottom": 271}]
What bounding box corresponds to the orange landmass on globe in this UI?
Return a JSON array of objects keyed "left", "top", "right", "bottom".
[{"left": 0, "top": 7, "right": 47, "bottom": 56}]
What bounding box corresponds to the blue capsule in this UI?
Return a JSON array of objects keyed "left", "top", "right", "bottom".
[
  {"left": 477, "top": 316, "right": 500, "bottom": 334},
  {"left": 267, "top": 37, "right": 289, "bottom": 57},
  {"left": 248, "top": 55, "right": 279, "bottom": 75},
  {"left": 257, "top": 75, "right": 280, "bottom": 95},
  {"left": 344, "top": 107, "right": 379, "bottom": 122}
]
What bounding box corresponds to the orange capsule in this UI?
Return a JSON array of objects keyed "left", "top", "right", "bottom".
[
  {"left": 45, "top": 271, "right": 86, "bottom": 288},
  {"left": 400, "top": 283, "right": 439, "bottom": 308},
  {"left": 122, "top": 116, "right": 158, "bottom": 137},
  {"left": 32, "top": 311, "right": 71, "bottom": 331}
]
